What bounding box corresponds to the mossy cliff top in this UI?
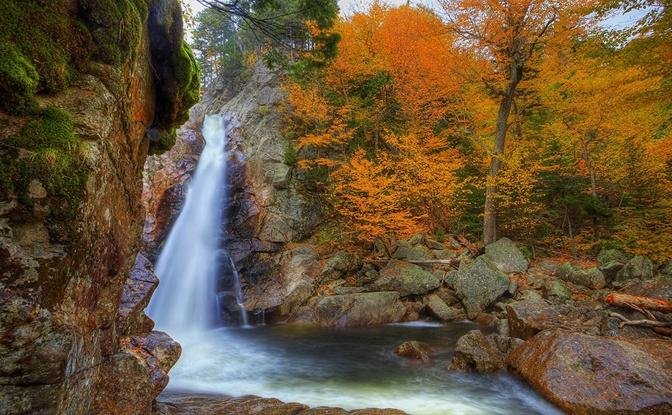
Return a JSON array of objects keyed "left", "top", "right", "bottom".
[
  {"left": 0, "top": 0, "right": 199, "bottom": 221},
  {"left": 0, "top": 0, "right": 198, "bottom": 150}
]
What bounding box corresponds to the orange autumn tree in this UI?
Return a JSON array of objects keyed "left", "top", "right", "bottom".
[
  {"left": 332, "top": 149, "right": 422, "bottom": 243},
  {"left": 284, "top": 3, "right": 469, "bottom": 246},
  {"left": 438, "top": 0, "right": 589, "bottom": 244}
]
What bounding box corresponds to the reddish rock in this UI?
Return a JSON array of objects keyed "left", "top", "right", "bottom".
[
  {"left": 313, "top": 292, "right": 406, "bottom": 327},
  {"left": 506, "top": 299, "right": 604, "bottom": 340},
  {"left": 507, "top": 330, "right": 672, "bottom": 414},
  {"left": 153, "top": 392, "right": 408, "bottom": 414},
  {"left": 94, "top": 331, "right": 181, "bottom": 414},
  {"left": 117, "top": 253, "right": 159, "bottom": 335},
  {"left": 394, "top": 340, "right": 433, "bottom": 362}
]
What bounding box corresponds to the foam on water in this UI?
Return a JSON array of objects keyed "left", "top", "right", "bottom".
[{"left": 167, "top": 325, "right": 562, "bottom": 415}]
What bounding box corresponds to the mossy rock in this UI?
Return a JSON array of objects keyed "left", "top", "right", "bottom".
[
  {"left": 0, "top": 43, "right": 39, "bottom": 113},
  {"left": 1, "top": 107, "right": 88, "bottom": 221},
  {"left": 148, "top": 0, "right": 200, "bottom": 152},
  {"left": 79, "top": 0, "right": 147, "bottom": 65}
]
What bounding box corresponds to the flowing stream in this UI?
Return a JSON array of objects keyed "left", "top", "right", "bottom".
[
  {"left": 147, "top": 114, "right": 560, "bottom": 414},
  {"left": 147, "top": 114, "right": 247, "bottom": 339},
  {"left": 168, "top": 323, "right": 561, "bottom": 415}
]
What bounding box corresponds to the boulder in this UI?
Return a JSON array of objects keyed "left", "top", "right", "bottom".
[
  {"left": 154, "top": 392, "right": 408, "bottom": 415},
  {"left": 394, "top": 341, "right": 433, "bottom": 362},
  {"left": 597, "top": 248, "right": 629, "bottom": 267},
  {"left": 542, "top": 279, "right": 571, "bottom": 301},
  {"left": 313, "top": 292, "right": 406, "bottom": 327},
  {"left": 370, "top": 260, "right": 441, "bottom": 297},
  {"left": 408, "top": 234, "right": 427, "bottom": 245},
  {"left": 278, "top": 275, "right": 314, "bottom": 316},
  {"left": 452, "top": 256, "right": 510, "bottom": 318},
  {"left": 484, "top": 238, "right": 529, "bottom": 274},
  {"left": 423, "top": 294, "right": 464, "bottom": 321},
  {"left": 434, "top": 287, "right": 459, "bottom": 306},
  {"left": 507, "top": 330, "right": 672, "bottom": 414},
  {"left": 94, "top": 331, "right": 181, "bottom": 414},
  {"left": 448, "top": 330, "right": 523, "bottom": 373},
  {"left": 244, "top": 246, "right": 318, "bottom": 317},
  {"left": 615, "top": 255, "right": 654, "bottom": 282},
  {"left": 320, "top": 251, "right": 362, "bottom": 283},
  {"left": 506, "top": 299, "right": 604, "bottom": 340},
  {"left": 661, "top": 262, "right": 672, "bottom": 277},
  {"left": 620, "top": 276, "right": 672, "bottom": 301},
  {"left": 556, "top": 263, "right": 606, "bottom": 289},
  {"left": 117, "top": 253, "right": 159, "bottom": 335},
  {"left": 392, "top": 241, "right": 433, "bottom": 261}
]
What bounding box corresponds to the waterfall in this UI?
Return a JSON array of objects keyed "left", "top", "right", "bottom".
[{"left": 146, "top": 114, "right": 248, "bottom": 339}]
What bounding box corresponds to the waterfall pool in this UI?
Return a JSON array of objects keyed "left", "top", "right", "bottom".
[{"left": 165, "top": 321, "right": 561, "bottom": 415}]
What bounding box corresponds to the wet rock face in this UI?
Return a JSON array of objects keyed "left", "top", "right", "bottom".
[
  {"left": 142, "top": 122, "right": 204, "bottom": 260},
  {"left": 508, "top": 330, "right": 672, "bottom": 414},
  {"left": 154, "top": 392, "right": 409, "bottom": 415},
  {"left": 313, "top": 292, "right": 406, "bottom": 327},
  {"left": 448, "top": 330, "right": 523, "bottom": 373},
  {"left": 505, "top": 299, "right": 605, "bottom": 340},
  {"left": 394, "top": 341, "right": 433, "bottom": 362},
  {"left": 0, "top": 1, "right": 190, "bottom": 413}
]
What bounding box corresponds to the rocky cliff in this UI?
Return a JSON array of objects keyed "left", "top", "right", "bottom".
[
  {"left": 143, "top": 63, "right": 323, "bottom": 324},
  {"left": 0, "top": 1, "right": 197, "bottom": 413}
]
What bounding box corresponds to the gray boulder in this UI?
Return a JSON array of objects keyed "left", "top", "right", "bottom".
[
  {"left": 392, "top": 240, "right": 433, "bottom": 261},
  {"left": 597, "top": 248, "right": 629, "bottom": 281},
  {"left": 312, "top": 292, "right": 406, "bottom": 327},
  {"left": 370, "top": 260, "right": 441, "bottom": 296},
  {"left": 452, "top": 256, "right": 510, "bottom": 318},
  {"left": 556, "top": 263, "right": 606, "bottom": 289},
  {"left": 448, "top": 330, "right": 523, "bottom": 373},
  {"left": 543, "top": 279, "right": 571, "bottom": 301},
  {"left": 320, "top": 251, "right": 362, "bottom": 283},
  {"left": 423, "top": 294, "right": 464, "bottom": 321},
  {"left": 615, "top": 255, "right": 654, "bottom": 282},
  {"left": 597, "top": 248, "right": 630, "bottom": 267},
  {"left": 484, "top": 237, "right": 529, "bottom": 274}
]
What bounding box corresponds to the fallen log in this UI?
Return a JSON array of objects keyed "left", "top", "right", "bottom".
[{"left": 604, "top": 293, "right": 672, "bottom": 313}]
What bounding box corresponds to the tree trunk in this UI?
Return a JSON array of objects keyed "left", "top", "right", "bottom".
[{"left": 483, "top": 62, "right": 522, "bottom": 245}]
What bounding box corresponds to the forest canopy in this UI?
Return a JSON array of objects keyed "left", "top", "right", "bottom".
[{"left": 192, "top": 0, "right": 672, "bottom": 261}]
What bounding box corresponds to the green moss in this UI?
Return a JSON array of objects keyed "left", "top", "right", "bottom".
[
  {"left": 151, "top": 41, "right": 200, "bottom": 153},
  {"left": 79, "top": 0, "right": 145, "bottom": 65},
  {"left": 0, "top": 0, "right": 82, "bottom": 113},
  {"left": 0, "top": 43, "right": 39, "bottom": 113},
  {"left": 0, "top": 0, "right": 150, "bottom": 113},
  {"left": 1, "top": 107, "right": 89, "bottom": 212},
  {"left": 174, "top": 42, "right": 201, "bottom": 123},
  {"left": 150, "top": 129, "right": 177, "bottom": 155}
]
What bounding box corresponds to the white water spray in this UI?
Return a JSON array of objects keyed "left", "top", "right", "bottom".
[{"left": 147, "top": 114, "right": 248, "bottom": 339}]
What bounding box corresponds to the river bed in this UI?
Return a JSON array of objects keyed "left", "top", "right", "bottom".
[{"left": 165, "top": 321, "right": 560, "bottom": 415}]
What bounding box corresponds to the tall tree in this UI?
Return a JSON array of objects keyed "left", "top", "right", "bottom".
[{"left": 439, "top": 0, "right": 583, "bottom": 244}]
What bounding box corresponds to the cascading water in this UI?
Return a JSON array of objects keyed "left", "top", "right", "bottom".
[
  {"left": 146, "top": 116, "right": 558, "bottom": 415},
  {"left": 146, "top": 114, "right": 248, "bottom": 340}
]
